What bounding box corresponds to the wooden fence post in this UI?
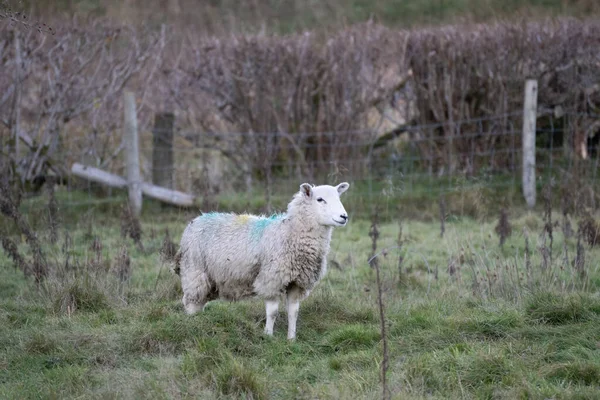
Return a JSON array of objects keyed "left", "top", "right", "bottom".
[
  {"left": 152, "top": 112, "right": 175, "bottom": 189},
  {"left": 124, "top": 91, "right": 142, "bottom": 216},
  {"left": 522, "top": 79, "right": 538, "bottom": 208}
]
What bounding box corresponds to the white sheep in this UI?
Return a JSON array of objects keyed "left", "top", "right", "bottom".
[{"left": 175, "top": 182, "right": 350, "bottom": 340}]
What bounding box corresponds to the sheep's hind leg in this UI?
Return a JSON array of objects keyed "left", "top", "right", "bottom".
[
  {"left": 182, "top": 272, "right": 212, "bottom": 315},
  {"left": 264, "top": 300, "right": 279, "bottom": 335},
  {"left": 286, "top": 286, "right": 304, "bottom": 340}
]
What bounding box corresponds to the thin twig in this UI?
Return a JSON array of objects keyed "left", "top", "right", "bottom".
[{"left": 368, "top": 209, "right": 390, "bottom": 400}]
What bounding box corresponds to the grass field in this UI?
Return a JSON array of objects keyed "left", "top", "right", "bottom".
[
  {"left": 1, "top": 186, "right": 600, "bottom": 399},
  {"left": 4, "top": 0, "right": 600, "bottom": 396}
]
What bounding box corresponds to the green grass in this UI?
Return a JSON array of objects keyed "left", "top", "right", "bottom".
[
  {"left": 1, "top": 189, "right": 600, "bottom": 399},
  {"left": 22, "top": 0, "right": 600, "bottom": 33}
]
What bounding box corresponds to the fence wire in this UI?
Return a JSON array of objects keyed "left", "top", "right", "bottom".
[{"left": 12, "top": 110, "right": 600, "bottom": 216}]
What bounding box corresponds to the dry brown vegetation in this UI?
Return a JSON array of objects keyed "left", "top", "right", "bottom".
[
  {"left": 0, "top": 17, "right": 160, "bottom": 189},
  {"left": 14, "top": 0, "right": 600, "bottom": 33},
  {"left": 408, "top": 19, "right": 600, "bottom": 171},
  {"left": 1, "top": 15, "right": 600, "bottom": 194}
]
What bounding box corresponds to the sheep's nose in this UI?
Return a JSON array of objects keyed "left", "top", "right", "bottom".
[{"left": 340, "top": 214, "right": 348, "bottom": 221}]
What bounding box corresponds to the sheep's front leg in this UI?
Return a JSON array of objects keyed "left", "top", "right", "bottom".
[
  {"left": 264, "top": 300, "right": 279, "bottom": 335},
  {"left": 286, "top": 286, "right": 303, "bottom": 340}
]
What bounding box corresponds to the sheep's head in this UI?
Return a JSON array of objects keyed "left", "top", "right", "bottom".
[{"left": 295, "top": 182, "right": 350, "bottom": 227}]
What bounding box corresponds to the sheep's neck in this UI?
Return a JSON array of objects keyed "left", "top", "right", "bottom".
[{"left": 285, "top": 216, "right": 333, "bottom": 254}]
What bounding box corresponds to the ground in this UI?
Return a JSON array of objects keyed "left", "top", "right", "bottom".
[{"left": 1, "top": 190, "right": 599, "bottom": 399}]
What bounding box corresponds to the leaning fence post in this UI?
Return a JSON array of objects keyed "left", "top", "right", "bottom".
[
  {"left": 152, "top": 112, "right": 175, "bottom": 189},
  {"left": 522, "top": 79, "right": 538, "bottom": 208},
  {"left": 124, "top": 91, "right": 142, "bottom": 217}
]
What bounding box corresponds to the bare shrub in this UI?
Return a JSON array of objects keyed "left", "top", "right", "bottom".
[
  {"left": 573, "top": 228, "right": 587, "bottom": 281},
  {"left": 396, "top": 220, "right": 405, "bottom": 283},
  {"left": 4, "top": 17, "right": 600, "bottom": 192},
  {"left": 173, "top": 22, "right": 409, "bottom": 188},
  {"left": 61, "top": 230, "right": 72, "bottom": 271},
  {"left": 495, "top": 208, "right": 512, "bottom": 248},
  {"left": 464, "top": 205, "right": 596, "bottom": 300},
  {"left": 120, "top": 204, "right": 143, "bottom": 251},
  {"left": 46, "top": 177, "right": 59, "bottom": 244},
  {"left": 112, "top": 245, "right": 131, "bottom": 285},
  {"left": 0, "top": 1, "right": 55, "bottom": 35},
  {"left": 561, "top": 200, "right": 574, "bottom": 240},
  {"left": 0, "top": 179, "right": 47, "bottom": 283},
  {"left": 0, "top": 18, "right": 161, "bottom": 189},
  {"left": 542, "top": 183, "right": 556, "bottom": 266},
  {"left": 42, "top": 231, "right": 128, "bottom": 315},
  {"left": 524, "top": 228, "right": 532, "bottom": 290},
  {"left": 439, "top": 196, "right": 446, "bottom": 238},
  {"left": 1, "top": 235, "right": 29, "bottom": 275},
  {"left": 578, "top": 213, "right": 600, "bottom": 247},
  {"left": 159, "top": 228, "right": 177, "bottom": 263},
  {"left": 407, "top": 19, "right": 600, "bottom": 173},
  {"left": 88, "top": 236, "right": 108, "bottom": 273}
]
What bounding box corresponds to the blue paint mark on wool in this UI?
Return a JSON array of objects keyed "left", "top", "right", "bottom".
[
  {"left": 250, "top": 213, "right": 284, "bottom": 240},
  {"left": 200, "top": 212, "right": 225, "bottom": 221}
]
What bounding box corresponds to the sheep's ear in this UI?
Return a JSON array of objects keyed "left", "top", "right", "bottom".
[
  {"left": 336, "top": 182, "right": 349, "bottom": 195},
  {"left": 300, "top": 183, "right": 313, "bottom": 198}
]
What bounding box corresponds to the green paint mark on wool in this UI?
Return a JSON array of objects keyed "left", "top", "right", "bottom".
[{"left": 250, "top": 214, "right": 284, "bottom": 240}]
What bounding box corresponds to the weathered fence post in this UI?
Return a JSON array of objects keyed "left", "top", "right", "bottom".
[
  {"left": 152, "top": 112, "right": 175, "bottom": 189},
  {"left": 124, "top": 91, "right": 142, "bottom": 216},
  {"left": 522, "top": 79, "right": 538, "bottom": 208}
]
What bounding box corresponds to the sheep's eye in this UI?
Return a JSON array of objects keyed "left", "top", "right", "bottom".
[{"left": 317, "top": 197, "right": 326, "bottom": 203}]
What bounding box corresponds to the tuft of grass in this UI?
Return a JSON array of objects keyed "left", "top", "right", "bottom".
[
  {"left": 51, "top": 278, "right": 111, "bottom": 315},
  {"left": 143, "top": 304, "right": 171, "bottom": 323},
  {"left": 93, "top": 309, "right": 119, "bottom": 326},
  {"left": 520, "top": 212, "right": 542, "bottom": 231},
  {"left": 459, "top": 310, "right": 523, "bottom": 339},
  {"left": 1, "top": 302, "right": 46, "bottom": 329},
  {"left": 215, "top": 356, "right": 266, "bottom": 400},
  {"left": 181, "top": 337, "right": 223, "bottom": 378},
  {"left": 126, "top": 318, "right": 198, "bottom": 355},
  {"left": 328, "top": 350, "right": 377, "bottom": 372},
  {"left": 526, "top": 292, "right": 600, "bottom": 325},
  {"left": 182, "top": 336, "right": 267, "bottom": 398},
  {"left": 24, "top": 333, "right": 58, "bottom": 355},
  {"left": 545, "top": 362, "right": 600, "bottom": 386},
  {"left": 389, "top": 304, "right": 441, "bottom": 336},
  {"left": 302, "top": 291, "right": 376, "bottom": 327},
  {"left": 323, "top": 324, "right": 380, "bottom": 353},
  {"left": 152, "top": 274, "right": 183, "bottom": 302},
  {"left": 462, "top": 352, "right": 513, "bottom": 388}
]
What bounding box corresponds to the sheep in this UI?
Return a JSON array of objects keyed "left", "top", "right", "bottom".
[{"left": 175, "top": 182, "right": 350, "bottom": 340}]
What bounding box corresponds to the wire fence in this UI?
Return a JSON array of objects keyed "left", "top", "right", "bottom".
[{"left": 15, "top": 108, "right": 600, "bottom": 218}]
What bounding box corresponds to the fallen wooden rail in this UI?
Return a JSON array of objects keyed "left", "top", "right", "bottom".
[{"left": 71, "top": 163, "right": 195, "bottom": 207}]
